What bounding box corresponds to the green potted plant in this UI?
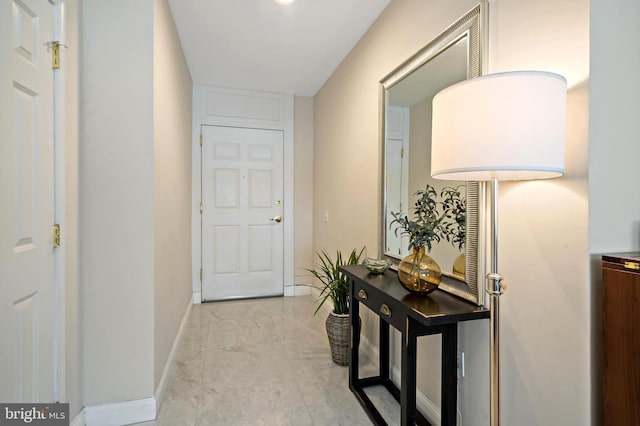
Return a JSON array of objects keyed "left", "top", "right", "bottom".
[
  {"left": 307, "top": 247, "right": 365, "bottom": 366},
  {"left": 390, "top": 184, "right": 444, "bottom": 294}
]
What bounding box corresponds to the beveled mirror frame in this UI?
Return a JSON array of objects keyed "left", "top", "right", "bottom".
[{"left": 378, "top": 3, "right": 487, "bottom": 305}]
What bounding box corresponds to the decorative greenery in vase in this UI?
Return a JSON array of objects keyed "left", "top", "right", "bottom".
[
  {"left": 307, "top": 247, "right": 365, "bottom": 315},
  {"left": 390, "top": 184, "right": 445, "bottom": 252},
  {"left": 440, "top": 185, "right": 466, "bottom": 250}
]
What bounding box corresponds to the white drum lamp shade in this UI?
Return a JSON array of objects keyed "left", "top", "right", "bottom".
[
  {"left": 431, "top": 71, "right": 567, "bottom": 181},
  {"left": 430, "top": 71, "right": 567, "bottom": 426}
]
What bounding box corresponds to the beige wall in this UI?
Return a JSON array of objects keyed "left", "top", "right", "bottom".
[
  {"left": 153, "top": 0, "right": 193, "bottom": 389},
  {"left": 293, "top": 96, "right": 313, "bottom": 284},
  {"left": 79, "top": 0, "right": 193, "bottom": 414},
  {"left": 80, "top": 0, "right": 192, "bottom": 406},
  {"left": 294, "top": 96, "right": 315, "bottom": 283},
  {"left": 589, "top": 2, "right": 640, "bottom": 253},
  {"left": 81, "top": 0, "right": 154, "bottom": 406},
  {"left": 314, "top": 0, "right": 590, "bottom": 424},
  {"left": 82, "top": 0, "right": 193, "bottom": 408},
  {"left": 489, "top": 0, "right": 590, "bottom": 424}
]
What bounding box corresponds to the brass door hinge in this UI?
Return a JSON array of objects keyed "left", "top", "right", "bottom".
[
  {"left": 200, "top": 202, "right": 204, "bottom": 213},
  {"left": 47, "top": 41, "right": 68, "bottom": 69},
  {"left": 48, "top": 41, "right": 62, "bottom": 69},
  {"left": 52, "top": 42, "right": 60, "bottom": 69},
  {"left": 200, "top": 134, "right": 203, "bottom": 146},
  {"left": 53, "top": 224, "right": 61, "bottom": 248},
  {"left": 199, "top": 269, "right": 203, "bottom": 282}
]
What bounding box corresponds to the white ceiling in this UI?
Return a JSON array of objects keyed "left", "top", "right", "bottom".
[{"left": 167, "top": 0, "right": 391, "bottom": 97}]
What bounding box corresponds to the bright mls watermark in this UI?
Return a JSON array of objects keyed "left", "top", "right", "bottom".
[{"left": 0, "top": 404, "right": 69, "bottom": 425}]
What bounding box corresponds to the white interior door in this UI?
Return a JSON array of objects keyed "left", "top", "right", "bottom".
[
  {"left": 385, "top": 106, "right": 410, "bottom": 256},
  {"left": 0, "top": 0, "right": 57, "bottom": 402},
  {"left": 386, "top": 138, "right": 409, "bottom": 256},
  {"left": 201, "top": 125, "right": 284, "bottom": 301}
]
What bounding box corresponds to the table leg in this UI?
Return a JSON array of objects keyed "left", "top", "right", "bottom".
[
  {"left": 379, "top": 317, "right": 389, "bottom": 383},
  {"left": 441, "top": 323, "right": 458, "bottom": 425},
  {"left": 349, "top": 284, "right": 360, "bottom": 390},
  {"left": 401, "top": 318, "right": 418, "bottom": 426}
]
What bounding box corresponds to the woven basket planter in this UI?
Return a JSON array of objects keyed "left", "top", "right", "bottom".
[{"left": 326, "top": 312, "right": 350, "bottom": 366}]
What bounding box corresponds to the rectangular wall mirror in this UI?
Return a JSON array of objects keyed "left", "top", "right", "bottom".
[{"left": 379, "top": 4, "right": 486, "bottom": 304}]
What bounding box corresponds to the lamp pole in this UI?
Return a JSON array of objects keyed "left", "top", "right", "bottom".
[
  {"left": 487, "top": 178, "right": 505, "bottom": 426},
  {"left": 486, "top": 178, "right": 505, "bottom": 426}
]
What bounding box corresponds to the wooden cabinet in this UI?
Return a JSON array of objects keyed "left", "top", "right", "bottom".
[{"left": 602, "top": 252, "right": 640, "bottom": 425}]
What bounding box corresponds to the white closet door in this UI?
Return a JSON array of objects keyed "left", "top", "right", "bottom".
[{"left": 0, "top": 0, "right": 57, "bottom": 402}]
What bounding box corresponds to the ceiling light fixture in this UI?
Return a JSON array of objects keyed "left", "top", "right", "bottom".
[{"left": 274, "top": 0, "right": 295, "bottom": 5}]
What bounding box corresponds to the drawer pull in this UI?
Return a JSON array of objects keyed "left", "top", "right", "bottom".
[
  {"left": 380, "top": 304, "right": 391, "bottom": 317},
  {"left": 624, "top": 261, "right": 640, "bottom": 270},
  {"left": 358, "top": 289, "right": 368, "bottom": 300}
]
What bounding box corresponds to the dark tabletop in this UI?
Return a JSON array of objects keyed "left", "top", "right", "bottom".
[
  {"left": 602, "top": 252, "right": 640, "bottom": 263},
  {"left": 341, "top": 264, "right": 489, "bottom": 326}
]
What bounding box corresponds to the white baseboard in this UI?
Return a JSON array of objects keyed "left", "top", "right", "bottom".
[
  {"left": 284, "top": 284, "right": 312, "bottom": 296},
  {"left": 84, "top": 398, "right": 156, "bottom": 426},
  {"left": 360, "top": 334, "right": 441, "bottom": 426},
  {"left": 155, "top": 299, "right": 193, "bottom": 414},
  {"left": 70, "top": 411, "right": 85, "bottom": 426},
  {"left": 192, "top": 291, "right": 201, "bottom": 304}
]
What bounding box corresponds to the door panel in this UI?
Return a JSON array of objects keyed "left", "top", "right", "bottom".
[
  {"left": 0, "top": 0, "right": 56, "bottom": 403},
  {"left": 214, "top": 169, "right": 240, "bottom": 208},
  {"left": 202, "top": 126, "right": 284, "bottom": 300}
]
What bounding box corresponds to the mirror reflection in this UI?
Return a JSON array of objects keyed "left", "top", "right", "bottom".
[
  {"left": 384, "top": 37, "right": 469, "bottom": 278},
  {"left": 380, "top": 4, "right": 484, "bottom": 304}
]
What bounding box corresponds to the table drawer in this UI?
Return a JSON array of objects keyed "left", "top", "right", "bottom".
[{"left": 353, "top": 280, "right": 405, "bottom": 330}]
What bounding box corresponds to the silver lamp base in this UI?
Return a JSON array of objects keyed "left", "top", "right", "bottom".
[{"left": 487, "top": 272, "right": 505, "bottom": 426}]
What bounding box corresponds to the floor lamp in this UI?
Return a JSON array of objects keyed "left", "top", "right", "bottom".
[{"left": 430, "top": 71, "right": 567, "bottom": 426}]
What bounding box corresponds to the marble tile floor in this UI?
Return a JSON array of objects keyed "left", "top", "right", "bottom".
[{"left": 135, "top": 295, "right": 401, "bottom": 426}]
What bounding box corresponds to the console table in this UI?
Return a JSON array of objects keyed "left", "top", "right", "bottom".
[{"left": 340, "top": 265, "right": 489, "bottom": 426}]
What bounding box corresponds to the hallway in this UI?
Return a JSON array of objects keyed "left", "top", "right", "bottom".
[{"left": 142, "top": 296, "right": 397, "bottom": 425}]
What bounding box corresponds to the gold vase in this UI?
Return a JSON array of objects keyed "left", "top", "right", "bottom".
[
  {"left": 397, "top": 246, "right": 441, "bottom": 294},
  {"left": 453, "top": 252, "right": 466, "bottom": 278}
]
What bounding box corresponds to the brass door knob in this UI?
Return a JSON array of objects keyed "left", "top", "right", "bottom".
[
  {"left": 269, "top": 215, "right": 283, "bottom": 223},
  {"left": 358, "top": 289, "right": 368, "bottom": 300}
]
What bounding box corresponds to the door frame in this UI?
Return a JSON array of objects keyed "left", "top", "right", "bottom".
[
  {"left": 52, "top": 0, "right": 66, "bottom": 403},
  {"left": 191, "top": 87, "right": 294, "bottom": 303}
]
